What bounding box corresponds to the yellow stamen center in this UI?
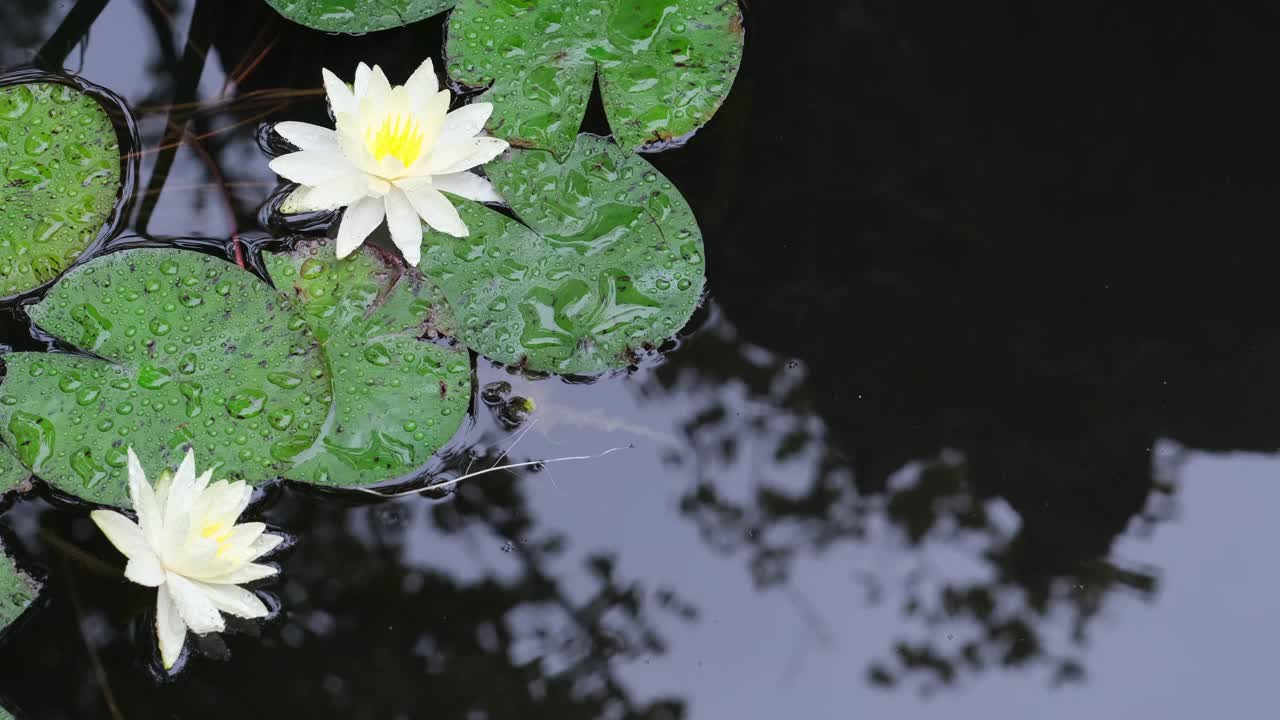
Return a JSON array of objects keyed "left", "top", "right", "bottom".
[
  {"left": 367, "top": 112, "right": 426, "bottom": 167},
  {"left": 202, "top": 521, "right": 234, "bottom": 557}
]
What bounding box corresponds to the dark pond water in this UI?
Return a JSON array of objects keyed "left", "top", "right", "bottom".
[{"left": 2, "top": 0, "right": 1280, "bottom": 717}]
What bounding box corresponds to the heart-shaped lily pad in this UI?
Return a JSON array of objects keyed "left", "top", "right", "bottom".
[
  {"left": 265, "top": 0, "right": 454, "bottom": 33},
  {"left": 0, "top": 249, "right": 330, "bottom": 507},
  {"left": 421, "top": 134, "right": 704, "bottom": 374},
  {"left": 266, "top": 240, "right": 471, "bottom": 486},
  {"left": 446, "top": 0, "right": 745, "bottom": 156},
  {"left": 0, "top": 82, "right": 121, "bottom": 298}
]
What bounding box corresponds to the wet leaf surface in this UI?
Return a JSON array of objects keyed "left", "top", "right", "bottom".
[
  {"left": 0, "top": 249, "right": 329, "bottom": 506},
  {"left": 0, "top": 83, "right": 121, "bottom": 298},
  {"left": 265, "top": 0, "right": 454, "bottom": 33},
  {"left": 446, "top": 0, "right": 744, "bottom": 156},
  {"left": 421, "top": 134, "right": 704, "bottom": 374},
  {"left": 0, "top": 444, "right": 25, "bottom": 494},
  {"left": 0, "top": 538, "right": 38, "bottom": 634},
  {"left": 266, "top": 240, "right": 471, "bottom": 486}
]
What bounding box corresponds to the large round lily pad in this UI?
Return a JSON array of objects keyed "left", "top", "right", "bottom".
[
  {"left": 446, "top": 0, "right": 745, "bottom": 156},
  {"left": 0, "top": 249, "right": 330, "bottom": 506},
  {"left": 265, "top": 0, "right": 454, "bottom": 32},
  {"left": 266, "top": 240, "right": 472, "bottom": 486},
  {"left": 0, "top": 82, "right": 121, "bottom": 298},
  {"left": 421, "top": 134, "right": 705, "bottom": 374}
]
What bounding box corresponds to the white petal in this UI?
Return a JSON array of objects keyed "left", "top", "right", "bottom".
[
  {"left": 248, "top": 533, "right": 284, "bottom": 560},
  {"left": 274, "top": 121, "right": 338, "bottom": 152},
  {"left": 175, "top": 449, "right": 196, "bottom": 487},
  {"left": 385, "top": 189, "right": 423, "bottom": 266},
  {"left": 405, "top": 57, "right": 438, "bottom": 100},
  {"left": 379, "top": 155, "right": 410, "bottom": 180},
  {"left": 219, "top": 481, "right": 254, "bottom": 526},
  {"left": 281, "top": 179, "right": 371, "bottom": 214},
  {"left": 426, "top": 137, "right": 509, "bottom": 175},
  {"left": 417, "top": 90, "right": 453, "bottom": 149},
  {"left": 203, "top": 563, "right": 278, "bottom": 585},
  {"left": 164, "top": 545, "right": 236, "bottom": 582},
  {"left": 164, "top": 571, "right": 226, "bottom": 635},
  {"left": 430, "top": 172, "right": 502, "bottom": 203},
  {"left": 190, "top": 461, "right": 212, "bottom": 497},
  {"left": 153, "top": 470, "right": 172, "bottom": 514},
  {"left": 222, "top": 522, "right": 267, "bottom": 555},
  {"left": 194, "top": 480, "right": 251, "bottom": 528},
  {"left": 124, "top": 557, "right": 165, "bottom": 587},
  {"left": 335, "top": 113, "right": 377, "bottom": 175},
  {"left": 189, "top": 580, "right": 269, "bottom": 619},
  {"left": 164, "top": 450, "right": 201, "bottom": 531},
  {"left": 403, "top": 184, "right": 469, "bottom": 238},
  {"left": 353, "top": 62, "right": 372, "bottom": 98},
  {"left": 91, "top": 510, "right": 163, "bottom": 586},
  {"left": 366, "top": 65, "right": 392, "bottom": 101},
  {"left": 269, "top": 150, "right": 355, "bottom": 186},
  {"left": 335, "top": 196, "right": 386, "bottom": 258},
  {"left": 126, "top": 448, "right": 163, "bottom": 548},
  {"left": 322, "top": 68, "right": 355, "bottom": 115},
  {"left": 159, "top": 510, "right": 190, "bottom": 568},
  {"left": 437, "top": 103, "right": 493, "bottom": 146},
  {"left": 232, "top": 482, "right": 254, "bottom": 521},
  {"left": 126, "top": 446, "right": 147, "bottom": 489},
  {"left": 156, "top": 584, "right": 187, "bottom": 670}
]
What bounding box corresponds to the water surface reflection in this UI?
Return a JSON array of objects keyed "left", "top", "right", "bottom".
[{"left": 2, "top": 0, "right": 1280, "bottom": 718}]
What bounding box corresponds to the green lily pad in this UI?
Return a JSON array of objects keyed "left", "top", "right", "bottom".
[
  {"left": 446, "top": 0, "right": 745, "bottom": 156},
  {"left": 0, "top": 83, "right": 121, "bottom": 298},
  {"left": 421, "top": 134, "right": 704, "bottom": 374},
  {"left": 1, "top": 538, "right": 38, "bottom": 633},
  {"left": 0, "top": 249, "right": 330, "bottom": 507},
  {"left": 265, "top": 0, "right": 454, "bottom": 32},
  {"left": 265, "top": 240, "right": 471, "bottom": 486},
  {"left": 0, "top": 443, "right": 26, "bottom": 494}
]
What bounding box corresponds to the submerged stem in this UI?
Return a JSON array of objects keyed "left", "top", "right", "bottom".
[
  {"left": 33, "top": 0, "right": 110, "bottom": 72},
  {"left": 134, "top": 0, "right": 215, "bottom": 233}
]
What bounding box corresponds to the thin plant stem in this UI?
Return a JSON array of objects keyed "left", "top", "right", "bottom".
[{"left": 353, "top": 445, "right": 633, "bottom": 499}]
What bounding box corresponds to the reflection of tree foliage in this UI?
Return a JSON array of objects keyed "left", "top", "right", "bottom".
[
  {"left": 0, "top": 0, "right": 58, "bottom": 69},
  {"left": 0, "top": 441, "right": 687, "bottom": 718},
  {"left": 645, "top": 312, "right": 1176, "bottom": 691}
]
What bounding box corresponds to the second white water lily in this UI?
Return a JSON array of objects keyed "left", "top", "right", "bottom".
[
  {"left": 91, "top": 449, "right": 282, "bottom": 670},
  {"left": 270, "top": 58, "right": 509, "bottom": 266}
]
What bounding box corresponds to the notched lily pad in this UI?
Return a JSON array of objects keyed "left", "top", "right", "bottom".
[
  {"left": 421, "top": 134, "right": 704, "bottom": 374},
  {"left": 447, "top": 0, "right": 745, "bottom": 156},
  {"left": 265, "top": 0, "right": 454, "bottom": 33},
  {"left": 0, "top": 82, "right": 121, "bottom": 298},
  {"left": 266, "top": 240, "right": 471, "bottom": 486},
  {"left": 0, "top": 249, "right": 330, "bottom": 507}
]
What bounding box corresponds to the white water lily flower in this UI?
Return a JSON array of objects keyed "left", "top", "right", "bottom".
[
  {"left": 269, "top": 58, "right": 509, "bottom": 266},
  {"left": 90, "top": 448, "right": 282, "bottom": 670}
]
